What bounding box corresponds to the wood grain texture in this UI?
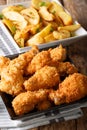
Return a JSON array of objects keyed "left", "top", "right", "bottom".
[
  {"left": 0, "top": 0, "right": 6, "bottom": 4},
  {"left": 63, "top": 0, "right": 87, "bottom": 30},
  {"left": 0, "top": 0, "right": 87, "bottom": 130}
]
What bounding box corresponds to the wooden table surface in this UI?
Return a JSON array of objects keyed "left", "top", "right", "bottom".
[{"left": 0, "top": 0, "right": 87, "bottom": 130}]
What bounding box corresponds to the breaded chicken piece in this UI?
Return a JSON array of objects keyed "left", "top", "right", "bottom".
[
  {"left": 0, "top": 67, "right": 24, "bottom": 96},
  {"left": 0, "top": 56, "right": 10, "bottom": 75},
  {"left": 50, "top": 45, "right": 66, "bottom": 62},
  {"left": 9, "top": 46, "right": 39, "bottom": 74},
  {"left": 0, "top": 46, "right": 39, "bottom": 96},
  {"left": 26, "top": 45, "right": 67, "bottom": 75},
  {"left": 37, "top": 100, "right": 52, "bottom": 111},
  {"left": 24, "top": 66, "right": 60, "bottom": 91},
  {"left": 12, "top": 89, "right": 49, "bottom": 115},
  {"left": 26, "top": 50, "right": 52, "bottom": 75},
  {"left": 49, "top": 73, "right": 87, "bottom": 105},
  {"left": 56, "top": 62, "right": 78, "bottom": 76}
]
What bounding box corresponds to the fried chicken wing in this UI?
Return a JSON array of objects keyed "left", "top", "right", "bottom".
[
  {"left": 26, "top": 50, "right": 52, "bottom": 75},
  {"left": 50, "top": 45, "right": 66, "bottom": 62},
  {"left": 26, "top": 45, "right": 67, "bottom": 75},
  {"left": 0, "top": 56, "right": 10, "bottom": 75},
  {"left": 12, "top": 89, "right": 48, "bottom": 115},
  {"left": 56, "top": 62, "right": 78, "bottom": 76},
  {"left": 0, "top": 67, "right": 24, "bottom": 96},
  {"left": 49, "top": 73, "right": 87, "bottom": 105},
  {"left": 24, "top": 66, "right": 60, "bottom": 91}
]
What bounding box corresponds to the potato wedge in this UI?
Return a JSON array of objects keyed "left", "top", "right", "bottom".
[
  {"left": 26, "top": 34, "right": 44, "bottom": 46},
  {"left": 58, "top": 11, "right": 73, "bottom": 25},
  {"left": 38, "top": 24, "right": 53, "bottom": 37},
  {"left": 21, "top": 7, "right": 40, "bottom": 25},
  {"left": 53, "top": 30, "right": 70, "bottom": 40},
  {"left": 27, "top": 24, "right": 53, "bottom": 46},
  {"left": 30, "top": 22, "right": 43, "bottom": 35},
  {"left": 49, "top": 2, "right": 73, "bottom": 26},
  {"left": 44, "top": 33, "right": 55, "bottom": 42},
  {"left": 3, "top": 18, "right": 16, "bottom": 35},
  {"left": 3, "top": 11, "right": 27, "bottom": 30},
  {"left": 32, "top": 0, "right": 51, "bottom": 10},
  {"left": 42, "top": 20, "right": 59, "bottom": 29},
  {"left": 58, "top": 24, "right": 81, "bottom": 32},
  {"left": 39, "top": 6, "right": 54, "bottom": 21},
  {"left": 49, "top": 1, "right": 64, "bottom": 13}
]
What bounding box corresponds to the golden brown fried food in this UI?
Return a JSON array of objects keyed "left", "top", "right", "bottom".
[
  {"left": 24, "top": 66, "right": 60, "bottom": 91},
  {"left": 12, "top": 89, "right": 48, "bottom": 115},
  {"left": 26, "top": 50, "right": 52, "bottom": 75},
  {"left": 0, "top": 56, "right": 10, "bottom": 75},
  {"left": 37, "top": 100, "right": 52, "bottom": 111},
  {"left": 0, "top": 67, "right": 24, "bottom": 96},
  {"left": 50, "top": 45, "right": 66, "bottom": 62},
  {"left": 49, "top": 73, "right": 87, "bottom": 105},
  {"left": 26, "top": 45, "right": 67, "bottom": 75},
  {"left": 9, "top": 45, "right": 39, "bottom": 74},
  {"left": 0, "top": 46, "right": 39, "bottom": 96},
  {"left": 56, "top": 62, "right": 78, "bottom": 76}
]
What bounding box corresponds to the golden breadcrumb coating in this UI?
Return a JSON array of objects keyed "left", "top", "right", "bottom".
[
  {"left": 37, "top": 100, "right": 52, "bottom": 111},
  {"left": 26, "top": 50, "right": 52, "bottom": 75},
  {"left": 0, "top": 67, "right": 24, "bottom": 96},
  {"left": 56, "top": 62, "right": 78, "bottom": 76},
  {"left": 0, "top": 56, "right": 10, "bottom": 75},
  {"left": 50, "top": 45, "right": 66, "bottom": 62},
  {"left": 0, "top": 46, "right": 39, "bottom": 96},
  {"left": 24, "top": 66, "right": 60, "bottom": 91},
  {"left": 26, "top": 45, "right": 67, "bottom": 75},
  {"left": 49, "top": 73, "right": 87, "bottom": 105},
  {"left": 12, "top": 89, "right": 48, "bottom": 115}
]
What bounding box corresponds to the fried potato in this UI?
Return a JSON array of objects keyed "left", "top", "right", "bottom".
[
  {"left": 53, "top": 30, "right": 70, "bottom": 40},
  {"left": 44, "top": 33, "right": 55, "bottom": 42},
  {"left": 3, "top": 18, "right": 16, "bottom": 35},
  {"left": 58, "top": 11, "right": 73, "bottom": 25},
  {"left": 39, "top": 6, "right": 54, "bottom": 21},
  {"left": 31, "top": 0, "right": 51, "bottom": 10},
  {"left": 21, "top": 7, "right": 40, "bottom": 25},
  {"left": 3, "top": 11, "right": 27, "bottom": 30},
  {"left": 58, "top": 24, "right": 81, "bottom": 32},
  {"left": 1, "top": 0, "right": 81, "bottom": 47}
]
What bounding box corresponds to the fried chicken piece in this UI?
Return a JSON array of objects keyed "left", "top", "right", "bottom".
[
  {"left": 0, "top": 46, "right": 39, "bottom": 96},
  {"left": 24, "top": 66, "right": 60, "bottom": 91},
  {"left": 50, "top": 45, "right": 66, "bottom": 62},
  {"left": 0, "top": 56, "right": 10, "bottom": 75},
  {"left": 26, "top": 50, "right": 52, "bottom": 75},
  {"left": 0, "top": 67, "right": 24, "bottom": 96},
  {"left": 56, "top": 62, "right": 78, "bottom": 76},
  {"left": 9, "top": 45, "right": 39, "bottom": 74},
  {"left": 49, "top": 73, "right": 87, "bottom": 105},
  {"left": 26, "top": 45, "right": 67, "bottom": 75},
  {"left": 12, "top": 89, "right": 49, "bottom": 115},
  {"left": 37, "top": 100, "right": 52, "bottom": 111}
]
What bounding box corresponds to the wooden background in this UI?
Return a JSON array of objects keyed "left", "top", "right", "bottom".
[{"left": 0, "top": 0, "right": 87, "bottom": 130}]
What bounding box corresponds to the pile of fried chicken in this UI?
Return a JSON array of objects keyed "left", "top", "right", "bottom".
[{"left": 0, "top": 45, "right": 87, "bottom": 116}]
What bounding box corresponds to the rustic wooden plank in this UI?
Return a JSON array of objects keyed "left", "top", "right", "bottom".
[
  {"left": 0, "top": 1, "right": 87, "bottom": 130},
  {"left": 39, "top": 120, "right": 76, "bottom": 130},
  {"left": 0, "top": 0, "right": 6, "bottom": 4},
  {"left": 76, "top": 108, "right": 87, "bottom": 130},
  {"left": 63, "top": 0, "right": 87, "bottom": 30}
]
